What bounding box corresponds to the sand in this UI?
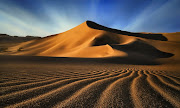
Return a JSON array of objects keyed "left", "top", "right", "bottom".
[{"left": 0, "top": 21, "right": 180, "bottom": 108}]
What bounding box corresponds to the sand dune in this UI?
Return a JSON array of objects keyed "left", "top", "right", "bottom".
[
  {"left": 0, "top": 21, "right": 180, "bottom": 108},
  {"left": 2, "top": 21, "right": 179, "bottom": 64}
]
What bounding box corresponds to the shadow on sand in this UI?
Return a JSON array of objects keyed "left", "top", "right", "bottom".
[
  {"left": 0, "top": 51, "right": 173, "bottom": 65},
  {"left": 110, "top": 39, "right": 174, "bottom": 58}
]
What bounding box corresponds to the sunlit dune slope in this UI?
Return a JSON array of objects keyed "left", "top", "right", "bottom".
[{"left": 3, "top": 21, "right": 180, "bottom": 62}]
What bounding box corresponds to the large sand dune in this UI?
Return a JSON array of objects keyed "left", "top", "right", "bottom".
[
  {"left": 2, "top": 21, "right": 180, "bottom": 64},
  {"left": 0, "top": 21, "right": 180, "bottom": 108}
]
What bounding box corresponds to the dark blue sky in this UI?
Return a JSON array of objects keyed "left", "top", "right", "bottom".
[{"left": 0, "top": 0, "right": 180, "bottom": 36}]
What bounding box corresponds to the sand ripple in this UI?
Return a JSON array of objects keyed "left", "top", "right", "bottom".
[{"left": 0, "top": 68, "right": 180, "bottom": 108}]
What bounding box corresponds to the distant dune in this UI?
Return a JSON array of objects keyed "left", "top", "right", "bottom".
[
  {"left": 0, "top": 34, "right": 40, "bottom": 43},
  {"left": 0, "top": 34, "right": 40, "bottom": 53},
  {"left": 0, "top": 21, "right": 180, "bottom": 108}
]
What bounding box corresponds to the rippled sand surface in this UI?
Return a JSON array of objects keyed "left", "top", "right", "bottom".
[{"left": 0, "top": 57, "right": 179, "bottom": 108}]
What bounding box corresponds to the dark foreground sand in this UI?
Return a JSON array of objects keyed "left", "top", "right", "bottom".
[{"left": 0, "top": 55, "right": 180, "bottom": 108}]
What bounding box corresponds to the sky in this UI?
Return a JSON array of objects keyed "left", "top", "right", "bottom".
[{"left": 0, "top": 0, "right": 180, "bottom": 37}]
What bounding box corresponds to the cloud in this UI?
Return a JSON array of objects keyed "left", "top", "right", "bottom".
[
  {"left": 0, "top": 0, "right": 90, "bottom": 36},
  {"left": 0, "top": 3, "right": 51, "bottom": 36},
  {"left": 0, "top": 21, "right": 27, "bottom": 36},
  {"left": 124, "top": 0, "right": 180, "bottom": 32}
]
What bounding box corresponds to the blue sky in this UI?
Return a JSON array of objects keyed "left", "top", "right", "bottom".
[{"left": 0, "top": 0, "right": 180, "bottom": 36}]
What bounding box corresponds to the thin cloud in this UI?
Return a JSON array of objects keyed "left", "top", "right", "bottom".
[{"left": 124, "top": 0, "right": 180, "bottom": 33}]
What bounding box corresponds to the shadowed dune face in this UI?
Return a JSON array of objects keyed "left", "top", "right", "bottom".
[
  {"left": 111, "top": 39, "right": 174, "bottom": 58},
  {"left": 86, "top": 21, "right": 168, "bottom": 41},
  {"left": 92, "top": 34, "right": 120, "bottom": 46},
  {"left": 1, "top": 20, "right": 179, "bottom": 65}
]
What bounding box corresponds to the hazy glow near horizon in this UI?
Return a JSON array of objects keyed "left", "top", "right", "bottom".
[{"left": 0, "top": 0, "right": 180, "bottom": 37}]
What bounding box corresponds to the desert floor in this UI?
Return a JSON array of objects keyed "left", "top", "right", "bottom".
[{"left": 0, "top": 55, "right": 180, "bottom": 108}]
